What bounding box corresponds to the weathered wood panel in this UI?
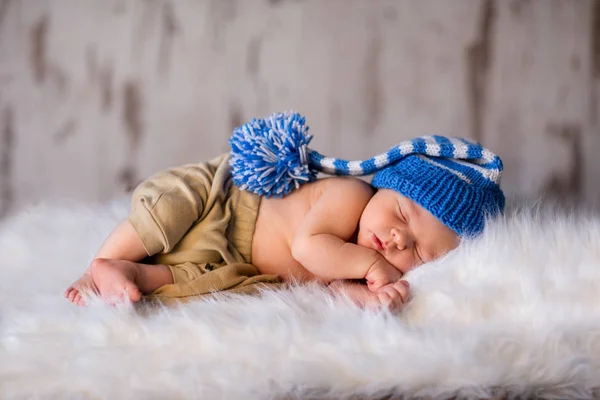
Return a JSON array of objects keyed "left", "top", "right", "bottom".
[
  {"left": 485, "top": 0, "right": 599, "bottom": 205},
  {"left": 0, "top": 0, "right": 597, "bottom": 216}
]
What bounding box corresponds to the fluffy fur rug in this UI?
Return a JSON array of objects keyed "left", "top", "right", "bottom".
[{"left": 1, "top": 198, "right": 600, "bottom": 399}]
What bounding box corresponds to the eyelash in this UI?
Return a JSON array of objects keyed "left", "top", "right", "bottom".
[{"left": 397, "top": 205, "right": 406, "bottom": 222}]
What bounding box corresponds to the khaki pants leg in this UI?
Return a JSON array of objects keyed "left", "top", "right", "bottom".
[{"left": 148, "top": 262, "right": 282, "bottom": 301}]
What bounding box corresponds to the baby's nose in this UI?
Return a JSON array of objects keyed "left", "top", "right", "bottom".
[{"left": 391, "top": 228, "right": 412, "bottom": 250}]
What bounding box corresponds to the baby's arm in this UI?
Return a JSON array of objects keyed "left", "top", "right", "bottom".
[{"left": 291, "top": 178, "right": 401, "bottom": 290}]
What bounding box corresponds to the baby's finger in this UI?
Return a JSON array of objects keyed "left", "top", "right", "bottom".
[
  {"left": 392, "top": 280, "right": 410, "bottom": 303},
  {"left": 376, "top": 281, "right": 410, "bottom": 310},
  {"left": 376, "top": 291, "right": 394, "bottom": 309},
  {"left": 375, "top": 288, "right": 400, "bottom": 310}
]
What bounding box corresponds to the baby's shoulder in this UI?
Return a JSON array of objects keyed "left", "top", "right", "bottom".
[
  {"left": 304, "top": 177, "right": 375, "bottom": 208},
  {"left": 317, "top": 176, "right": 373, "bottom": 194},
  {"left": 298, "top": 177, "right": 374, "bottom": 231}
]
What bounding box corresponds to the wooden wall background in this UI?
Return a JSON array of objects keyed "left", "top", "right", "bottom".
[{"left": 0, "top": 0, "right": 598, "bottom": 216}]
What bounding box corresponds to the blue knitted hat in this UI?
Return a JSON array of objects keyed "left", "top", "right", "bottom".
[
  {"left": 229, "top": 111, "right": 505, "bottom": 236},
  {"left": 370, "top": 139, "right": 505, "bottom": 235}
]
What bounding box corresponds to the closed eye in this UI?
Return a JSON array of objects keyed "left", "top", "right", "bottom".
[{"left": 397, "top": 203, "right": 407, "bottom": 223}]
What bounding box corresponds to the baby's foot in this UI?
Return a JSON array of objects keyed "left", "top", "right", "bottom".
[
  {"left": 64, "top": 259, "right": 142, "bottom": 306},
  {"left": 65, "top": 270, "right": 98, "bottom": 306}
]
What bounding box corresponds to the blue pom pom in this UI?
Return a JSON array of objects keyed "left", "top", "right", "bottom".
[{"left": 229, "top": 111, "right": 316, "bottom": 198}]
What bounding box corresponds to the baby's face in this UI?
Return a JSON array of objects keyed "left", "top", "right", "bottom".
[{"left": 357, "top": 189, "right": 460, "bottom": 274}]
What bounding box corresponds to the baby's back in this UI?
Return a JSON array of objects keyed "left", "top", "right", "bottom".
[{"left": 252, "top": 177, "right": 366, "bottom": 281}]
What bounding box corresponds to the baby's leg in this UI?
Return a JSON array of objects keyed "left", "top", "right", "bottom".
[{"left": 64, "top": 258, "right": 173, "bottom": 306}]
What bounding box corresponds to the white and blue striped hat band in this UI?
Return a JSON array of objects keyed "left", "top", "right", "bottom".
[{"left": 229, "top": 111, "right": 505, "bottom": 235}]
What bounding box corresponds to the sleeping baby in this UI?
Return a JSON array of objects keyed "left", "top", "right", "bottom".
[{"left": 65, "top": 112, "right": 505, "bottom": 310}]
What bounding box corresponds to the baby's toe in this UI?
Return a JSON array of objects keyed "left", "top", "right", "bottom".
[
  {"left": 125, "top": 282, "right": 142, "bottom": 303},
  {"left": 67, "top": 289, "right": 79, "bottom": 303},
  {"left": 74, "top": 293, "right": 86, "bottom": 306}
]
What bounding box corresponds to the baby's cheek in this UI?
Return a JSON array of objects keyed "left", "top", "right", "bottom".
[{"left": 357, "top": 232, "right": 373, "bottom": 250}]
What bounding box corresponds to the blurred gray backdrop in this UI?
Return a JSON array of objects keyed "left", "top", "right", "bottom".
[{"left": 0, "top": 0, "right": 598, "bottom": 217}]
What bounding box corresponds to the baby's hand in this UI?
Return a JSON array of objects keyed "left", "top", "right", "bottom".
[
  {"left": 373, "top": 280, "right": 410, "bottom": 310},
  {"left": 330, "top": 280, "right": 410, "bottom": 311},
  {"left": 365, "top": 258, "right": 403, "bottom": 291}
]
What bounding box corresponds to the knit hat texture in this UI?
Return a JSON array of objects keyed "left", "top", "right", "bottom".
[
  {"left": 370, "top": 136, "right": 505, "bottom": 235},
  {"left": 229, "top": 111, "right": 505, "bottom": 236}
]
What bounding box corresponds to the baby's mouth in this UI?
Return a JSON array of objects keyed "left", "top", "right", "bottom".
[{"left": 372, "top": 234, "right": 384, "bottom": 251}]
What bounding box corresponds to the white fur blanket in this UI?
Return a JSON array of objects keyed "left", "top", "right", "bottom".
[{"left": 1, "top": 199, "right": 600, "bottom": 399}]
